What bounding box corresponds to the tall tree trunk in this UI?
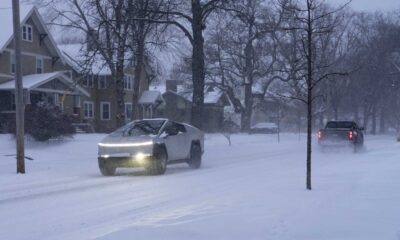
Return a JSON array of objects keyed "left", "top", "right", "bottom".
[
  {"left": 363, "top": 102, "right": 369, "bottom": 132},
  {"left": 354, "top": 104, "right": 359, "bottom": 123},
  {"left": 115, "top": 63, "right": 125, "bottom": 128},
  {"left": 379, "top": 107, "right": 385, "bottom": 134},
  {"left": 132, "top": 2, "right": 146, "bottom": 120},
  {"left": 334, "top": 107, "right": 338, "bottom": 120},
  {"left": 241, "top": 39, "right": 254, "bottom": 132},
  {"left": 190, "top": 0, "right": 205, "bottom": 129},
  {"left": 371, "top": 104, "right": 377, "bottom": 135},
  {"left": 306, "top": 0, "right": 313, "bottom": 191}
]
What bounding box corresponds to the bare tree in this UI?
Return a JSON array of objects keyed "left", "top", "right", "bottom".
[
  {"left": 206, "top": 0, "right": 285, "bottom": 131},
  {"left": 141, "top": 0, "right": 226, "bottom": 128},
  {"left": 281, "top": 0, "right": 349, "bottom": 190}
]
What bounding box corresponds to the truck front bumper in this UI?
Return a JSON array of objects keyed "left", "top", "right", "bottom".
[{"left": 98, "top": 153, "right": 154, "bottom": 168}]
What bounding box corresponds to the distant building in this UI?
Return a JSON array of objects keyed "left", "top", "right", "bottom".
[
  {"left": 150, "top": 80, "right": 231, "bottom": 132},
  {"left": 58, "top": 43, "right": 152, "bottom": 132}
]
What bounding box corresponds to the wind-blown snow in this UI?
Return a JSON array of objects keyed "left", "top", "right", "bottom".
[{"left": 0, "top": 134, "right": 399, "bottom": 240}]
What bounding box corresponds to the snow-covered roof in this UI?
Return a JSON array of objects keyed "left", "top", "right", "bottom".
[
  {"left": 149, "top": 83, "right": 227, "bottom": 105},
  {"left": 139, "top": 91, "right": 164, "bottom": 105},
  {"left": 0, "top": 3, "right": 66, "bottom": 64},
  {"left": 58, "top": 43, "right": 112, "bottom": 75},
  {"left": 252, "top": 122, "right": 278, "bottom": 129},
  {"left": 204, "top": 90, "right": 224, "bottom": 104},
  {"left": 0, "top": 72, "right": 89, "bottom": 96},
  {"left": 0, "top": 3, "right": 33, "bottom": 52}
]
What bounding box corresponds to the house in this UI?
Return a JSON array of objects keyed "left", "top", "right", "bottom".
[
  {"left": 58, "top": 43, "right": 152, "bottom": 132},
  {"left": 151, "top": 80, "right": 231, "bottom": 132},
  {"left": 0, "top": 3, "right": 153, "bottom": 133},
  {"left": 0, "top": 4, "right": 89, "bottom": 131}
]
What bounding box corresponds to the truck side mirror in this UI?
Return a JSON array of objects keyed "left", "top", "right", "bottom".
[{"left": 359, "top": 127, "right": 365, "bottom": 131}]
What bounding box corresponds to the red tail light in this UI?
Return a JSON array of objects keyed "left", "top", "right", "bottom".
[
  {"left": 348, "top": 131, "right": 353, "bottom": 140},
  {"left": 317, "top": 131, "right": 323, "bottom": 140}
]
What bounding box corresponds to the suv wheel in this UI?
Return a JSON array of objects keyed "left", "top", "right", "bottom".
[
  {"left": 99, "top": 159, "right": 116, "bottom": 176},
  {"left": 147, "top": 148, "right": 167, "bottom": 175}
]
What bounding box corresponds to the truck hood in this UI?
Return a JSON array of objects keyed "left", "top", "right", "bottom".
[{"left": 99, "top": 135, "right": 156, "bottom": 146}]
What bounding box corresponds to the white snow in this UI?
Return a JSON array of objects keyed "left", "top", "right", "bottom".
[
  {"left": 0, "top": 133, "right": 400, "bottom": 240},
  {"left": 138, "top": 91, "right": 164, "bottom": 105}
]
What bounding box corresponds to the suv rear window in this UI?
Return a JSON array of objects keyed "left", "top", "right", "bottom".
[{"left": 326, "top": 121, "right": 356, "bottom": 129}]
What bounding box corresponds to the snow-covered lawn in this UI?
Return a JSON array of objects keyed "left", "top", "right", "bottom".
[{"left": 0, "top": 133, "right": 399, "bottom": 240}]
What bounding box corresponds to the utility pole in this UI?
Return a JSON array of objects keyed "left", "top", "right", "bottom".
[{"left": 12, "top": 0, "right": 25, "bottom": 174}]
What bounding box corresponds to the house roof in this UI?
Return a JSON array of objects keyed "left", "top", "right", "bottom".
[
  {"left": 0, "top": 72, "right": 90, "bottom": 97},
  {"left": 139, "top": 91, "right": 164, "bottom": 105},
  {"left": 58, "top": 42, "right": 138, "bottom": 75},
  {"left": 58, "top": 43, "right": 112, "bottom": 75},
  {"left": 0, "top": 3, "right": 65, "bottom": 64},
  {"left": 0, "top": 3, "right": 32, "bottom": 52},
  {"left": 149, "top": 84, "right": 229, "bottom": 105}
]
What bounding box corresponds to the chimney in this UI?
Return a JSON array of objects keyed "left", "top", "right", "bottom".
[
  {"left": 166, "top": 79, "right": 179, "bottom": 92},
  {"left": 86, "top": 29, "right": 98, "bottom": 52}
]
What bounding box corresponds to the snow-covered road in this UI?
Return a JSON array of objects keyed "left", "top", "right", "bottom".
[{"left": 0, "top": 134, "right": 399, "bottom": 240}]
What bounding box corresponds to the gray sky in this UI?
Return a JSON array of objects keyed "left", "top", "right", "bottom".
[{"left": 332, "top": 0, "right": 400, "bottom": 12}]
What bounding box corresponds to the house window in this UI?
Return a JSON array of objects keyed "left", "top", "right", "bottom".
[
  {"left": 36, "top": 57, "right": 43, "bottom": 73},
  {"left": 124, "top": 75, "right": 133, "bottom": 90},
  {"left": 98, "top": 76, "right": 107, "bottom": 89},
  {"left": 83, "top": 75, "right": 94, "bottom": 88},
  {"left": 125, "top": 103, "right": 133, "bottom": 121},
  {"left": 22, "top": 25, "right": 33, "bottom": 42},
  {"left": 84, "top": 101, "right": 94, "bottom": 119},
  {"left": 10, "top": 54, "right": 15, "bottom": 74},
  {"left": 100, "top": 102, "right": 110, "bottom": 120},
  {"left": 54, "top": 93, "right": 60, "bottom": 106}
]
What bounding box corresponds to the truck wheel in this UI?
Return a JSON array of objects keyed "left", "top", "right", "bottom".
[
  {"left": 188, "top": 143, "right": 202, "bottom": 169},
  {"left": 99, "top": 159, "right": 116, "bottom": 176},
  {"left": 147, "top": 148, "right": 167, "bottom": 175}
]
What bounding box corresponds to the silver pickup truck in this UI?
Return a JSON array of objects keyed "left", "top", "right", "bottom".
[{"left": 98, "top": 119, "right": 204, "bottom": 176}]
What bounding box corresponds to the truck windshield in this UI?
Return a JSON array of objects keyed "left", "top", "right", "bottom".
[
  {"left": 326, "top": 121, "right": 355, "bottom": 129},
  {"left": 111, "top": 120, "right": 166, "bottom": 136}
]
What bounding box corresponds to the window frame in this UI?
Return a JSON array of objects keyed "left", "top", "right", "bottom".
[
  {"left": 124, "top": 102, "right": 133, "bottom": 121},
  {"left": 36, "top": 57, "right": 44, "bottom": 73},
  {"left": 100, "top": 101, "right": 111, "bottom": 120},
  {"left": 83, "top": 74, "right": 94, "bottom": 88},
  {"left": 98, "top": 75, "right": 107, "bottom": 89},
  {"left": 124, "top": 75, "right": 133, "bottom": 90},
  {"left": 83, "top": 101, "right": 94, "bottom": 119},
  {"left": 22, "top": 24, "right": 33, "bottom": 42},
  {"left": 10, "top": 54, "right": 15, "bottom": 74}
]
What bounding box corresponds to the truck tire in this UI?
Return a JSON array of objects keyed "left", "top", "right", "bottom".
[
  {"left": 147, "top": 147, "right": 167, "bottom": 175},
  {"left": 99, "top": 159, "right": 116, "bottom": 176},
  {"left": 188, "top": 143, "right": 202, "bottom": 169}
]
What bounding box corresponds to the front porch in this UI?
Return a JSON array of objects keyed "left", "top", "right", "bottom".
[{"left": 0, "top": 72, "right": 90, "bottom": 132}]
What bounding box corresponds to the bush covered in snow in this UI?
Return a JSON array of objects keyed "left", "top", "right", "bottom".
[{"left": 5, "top": 105, "right": 76, "bottom": 141}]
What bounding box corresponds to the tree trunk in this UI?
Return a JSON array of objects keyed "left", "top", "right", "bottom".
[
  {"left": 379, "top": 107, "right": 385, "bottom": 134},
  {"left": 132, "top": 3, "right": 146, "bottom": 120},
  {"left": 115, "top": 63, "right": 125, "bottom": 128},
  {"left": 190, "top": 0, "right": 205, "bottom": 129},
  {"left": 363, "top": 102, "right": 369, "bottom": 132},
  {"left": 371, "top": 104, "right": 377, "bottom": 135},
  {"left": 306, "top": 0, "right": 313, "bottom": 191},
  {"left": 241, "top": 40, "right": 254, "bottom": 132}
]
